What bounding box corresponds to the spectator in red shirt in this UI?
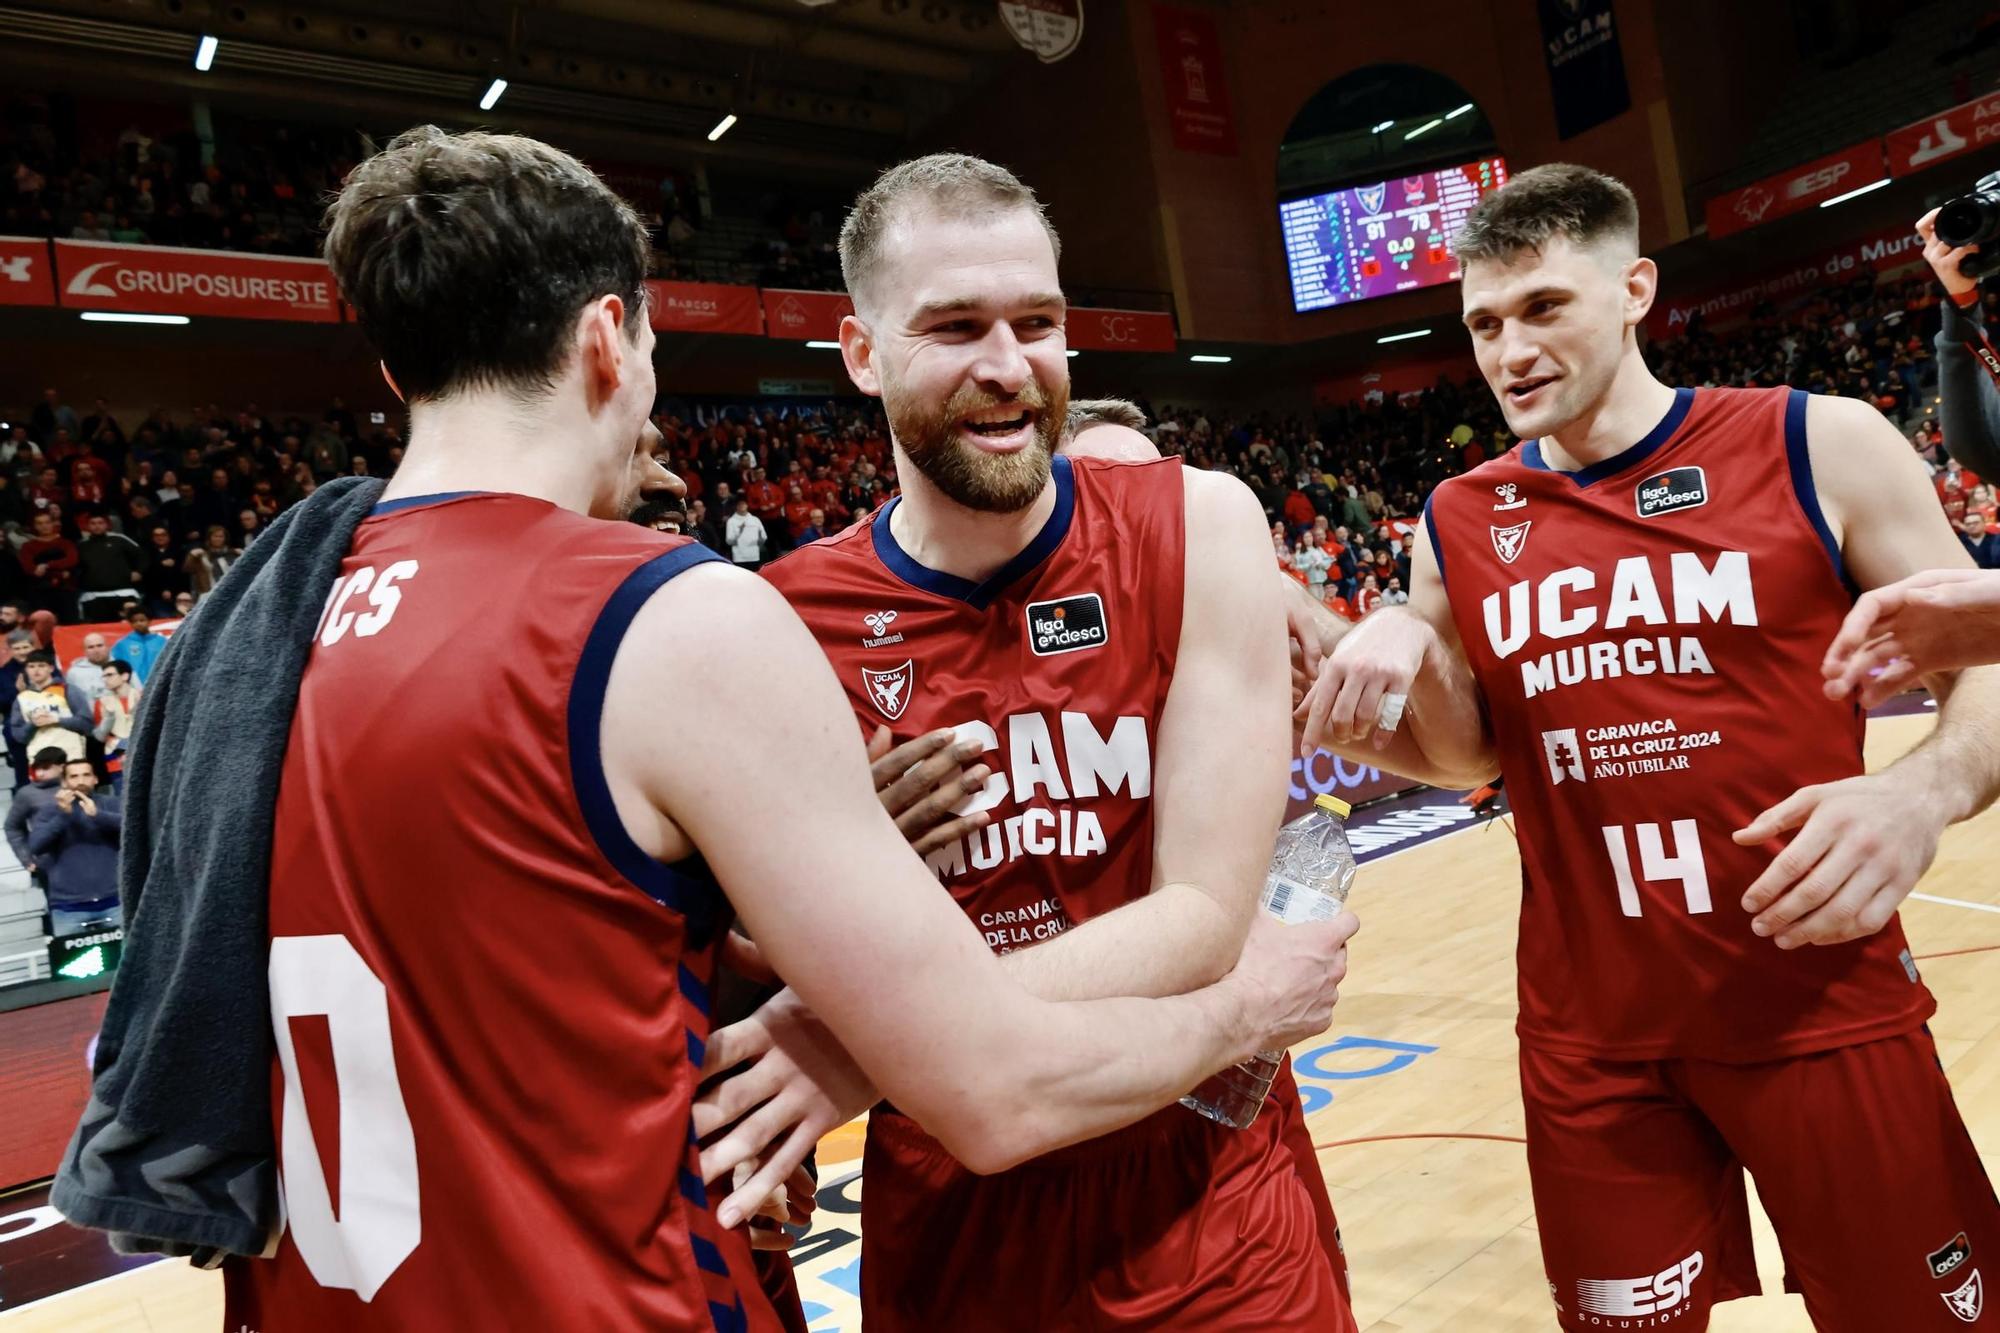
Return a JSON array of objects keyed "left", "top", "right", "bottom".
[
  {"left": 19, "top": 512, "right": 79, "bottom": 619},
  {"left": 27, "top": 466, "right": 67, "bottom": 513},
  {"left": 1282, "top": 481, "right": 1316, "bottom": 536},
  {"left": 782, "top": 484, "right": 814, "bottom": 545},
  {"left": 745, "top": 466, "right": 783, "bottom": 521}
]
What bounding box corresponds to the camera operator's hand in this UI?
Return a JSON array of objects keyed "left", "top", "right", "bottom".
[{"left": 1918, "top": 207, "right": 1981, "bottom": 303}]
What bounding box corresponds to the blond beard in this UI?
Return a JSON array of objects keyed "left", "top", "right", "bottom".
[{"left": 882, "top": 367, "right": 1067, "bottom": 514}]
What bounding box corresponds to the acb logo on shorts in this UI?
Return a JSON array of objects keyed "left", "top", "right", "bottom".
[
  {"left": 1026, "top": 593, "right": 1108, "bottom": 656},
  {"left": 1636, "top": 466, "right": 1708, "bottom": 519}
]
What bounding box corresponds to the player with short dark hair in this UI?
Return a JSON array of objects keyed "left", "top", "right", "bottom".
[
  {"left": 222, "top": 127, "right": 1353, "bottom": 1331},
  {"left": 1305, "top": 161, "right": 2000, "bottom": 1330}
]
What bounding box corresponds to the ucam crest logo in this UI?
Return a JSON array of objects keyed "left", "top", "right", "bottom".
[
  {"left": 1943, "top": 1268, "right": 1983, "bottom": 1323},
  {"left": 1490, "top": 520, "right": 1532, "bottom": 564},
  {"left": 1357, "top": 182, "right": 1388, "bottom": 217},
  {"left": 861, "top": 660, "right": 914, "bottom": 720}
]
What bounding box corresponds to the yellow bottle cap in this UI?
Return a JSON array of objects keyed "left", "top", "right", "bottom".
[{"left": 1314, "top": 795, "right": 1351, "bottom": 818}]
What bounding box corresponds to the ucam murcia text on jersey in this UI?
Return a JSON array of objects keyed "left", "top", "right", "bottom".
[
  {"left": 919, "top": 709, "right": 1151, "bottom": 885},
  {"left": 1480, "top": 549, "right": 1758, "bottom": 700}
]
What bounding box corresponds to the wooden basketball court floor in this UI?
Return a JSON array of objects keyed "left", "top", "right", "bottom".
[{"left": 6, "top": 708, "right": 1996, "bottom": 1332}]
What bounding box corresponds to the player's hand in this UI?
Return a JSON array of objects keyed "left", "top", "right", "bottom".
[
  {"left": 693, "top": 987, "right": 877, "bottom": 1229},
  {"left": 735, "top": 1159, "right": 817, "bottom": 1250},
  {"left": 866, "top": 724, "right": 992, "bottom": 856},
  {"left": 1733, "top": 771, "right": 1947, "bottom": 949},
  {"left": 1918, "top": 207, "right": 1981, "bottom": 303},
  {"left": 1298, "top": 607, "right": 1434, "bottom": 755},
  {"left": 1822, "top": 568, "right": 2000, "bottom": 708},
  {"left": 1226, "top": 911, "right": 1359, "bottom": 1053},
  {"left": 1284, "top": 575, "right": 1350, "bottom": 711}
]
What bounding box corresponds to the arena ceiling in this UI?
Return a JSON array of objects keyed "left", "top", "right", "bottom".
[{"left": 1, "top": 0, "right": 1030, "bottom": 178}]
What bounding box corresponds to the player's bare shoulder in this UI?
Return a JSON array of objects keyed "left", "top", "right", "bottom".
[{"left": 1176, "top": 459, "right": 1267, "bottom": 548}]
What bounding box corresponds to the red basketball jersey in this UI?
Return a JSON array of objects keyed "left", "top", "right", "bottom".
[
  {"left": 761, "top": 454, "right": 1184, "bottom": 942},
  {"left": 1426, "top": 387, "right": 1935, "bottom": 1062},
  {"left": 223, "top": 492, "right": 778, "bottom": 1333}
]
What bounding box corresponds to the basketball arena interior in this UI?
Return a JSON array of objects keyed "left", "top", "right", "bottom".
[{"left": 2, "top": 1, "right": 1999, "bottom": 1329}]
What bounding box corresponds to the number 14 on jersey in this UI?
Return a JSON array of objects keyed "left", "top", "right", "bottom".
[{"left": 1602, "top": 821, "right": 1713, "bottom": 917}]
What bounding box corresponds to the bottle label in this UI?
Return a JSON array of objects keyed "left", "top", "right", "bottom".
[{"left": 1264, "top": 873, "right": 1345, "bottom": 924}]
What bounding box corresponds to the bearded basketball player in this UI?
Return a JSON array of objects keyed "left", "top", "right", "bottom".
[
  {"left": 216, "top": 128, "right": 1355, "bottom": 1331},
  {"left": 1303, "top": 163, "right": 2000, "bottom": 1330},
  {"left": 700, "top": 154, "right": 1361, "bottom": 1332}
]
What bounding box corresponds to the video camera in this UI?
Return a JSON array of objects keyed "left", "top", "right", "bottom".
[{"left": 1935, "top": 170, "right": 2000, "bottom": 281}]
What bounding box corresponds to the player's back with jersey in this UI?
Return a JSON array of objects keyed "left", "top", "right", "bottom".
[
  {"left": 1427, "top": 386, "right": 1934, "bottom": 1063},
  {"left": 223, "top": 492, "right": 777, "bottom": 1333}
]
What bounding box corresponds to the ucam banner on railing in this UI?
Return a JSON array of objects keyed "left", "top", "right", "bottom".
[
  {"left": 0, "top": 236, "right": 55, "bottom": 307},
  {"left": 51, "top": 240, "right": 339, "bottom": 321}
]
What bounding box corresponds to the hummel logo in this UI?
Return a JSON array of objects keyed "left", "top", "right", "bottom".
[{"left": 864, "top": 610, "right": 897, "bottom": 637}]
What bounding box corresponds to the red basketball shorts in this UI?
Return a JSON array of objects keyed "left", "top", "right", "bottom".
[
  {"left": 858, "top": 1058, "right": 1356, "bottom": 1331},
  {"left": 1524, "top": 1026, "right": 1999, "bottom": 1331}
]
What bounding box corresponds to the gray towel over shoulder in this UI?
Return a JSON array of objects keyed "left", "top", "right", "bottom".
[{"left": 52, "top": 477, "right": 386, "bottom": 1261}]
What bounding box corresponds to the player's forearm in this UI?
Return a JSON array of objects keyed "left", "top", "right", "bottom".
[
  {"left": 998, "top": 880, "right": 1245, "bottom": 1001},
  {"left": 957, "top": 980, "right": 1254, "bottom": 1171},
  {"left": 1901, "top": 664, "right": 2000, "bottom": 825}
]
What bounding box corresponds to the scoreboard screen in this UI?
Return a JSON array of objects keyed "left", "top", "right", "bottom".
[{"left": 1280, "top": 156, "right": 1509, "bottom": 313}]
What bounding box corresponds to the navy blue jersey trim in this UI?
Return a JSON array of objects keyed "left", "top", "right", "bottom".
[
  {"left": 568, "top": 544, "right": 728, "bottom": 937},
  {"left": 1422, "top": 490, "right": 1447, "bottom": 590},
  {"left": 678, "top": 962, "right": 712, "bottom": 1018},
  {"left": 368, "top": 490, "right": 491, "bottom": 516},
  {"left": 1521, "top": 387, "right": 1696, "bottom": 487},
  {"left": 870, "top": 454, "right": 1075, "bottom": 610},
  {"left": 1785, "top": 389, "right": 1855, "bottom": 594}
]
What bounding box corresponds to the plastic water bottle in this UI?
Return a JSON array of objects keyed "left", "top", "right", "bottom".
[{"left": 1181, "top": 794, "right": 1359, "bottom": 1130}]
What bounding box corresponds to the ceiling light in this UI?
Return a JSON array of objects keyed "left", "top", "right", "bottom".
[
  {"left": 81, "top": 312, "right": 190, "bottom": 326},
  {"left": 1445, "top": 103, "right": 1474, "bottom": 120},
  {"left": 1189, "top": 354, "right": 1232, "bottom": 364},
  {"left": 1404, "top": 118, "right": 1443, "bottom": 141},
  {"left": 805, "top": 340, "right": 839, "bottom": 349},
  {"left": 194, "top": 34, "right": 218, "bottom": 71},
  {"left": 479, "top": 78, "right": 508, "bottom": 111},
  {"left": 1376, "top": 329, "right": 1431, "bottom": 344},
  {"left": 1818, "top": 178, "right": 1890, "bottom": 208},
  {"left": 708, "top": 113, "right": 738, "bottom": 142}
]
